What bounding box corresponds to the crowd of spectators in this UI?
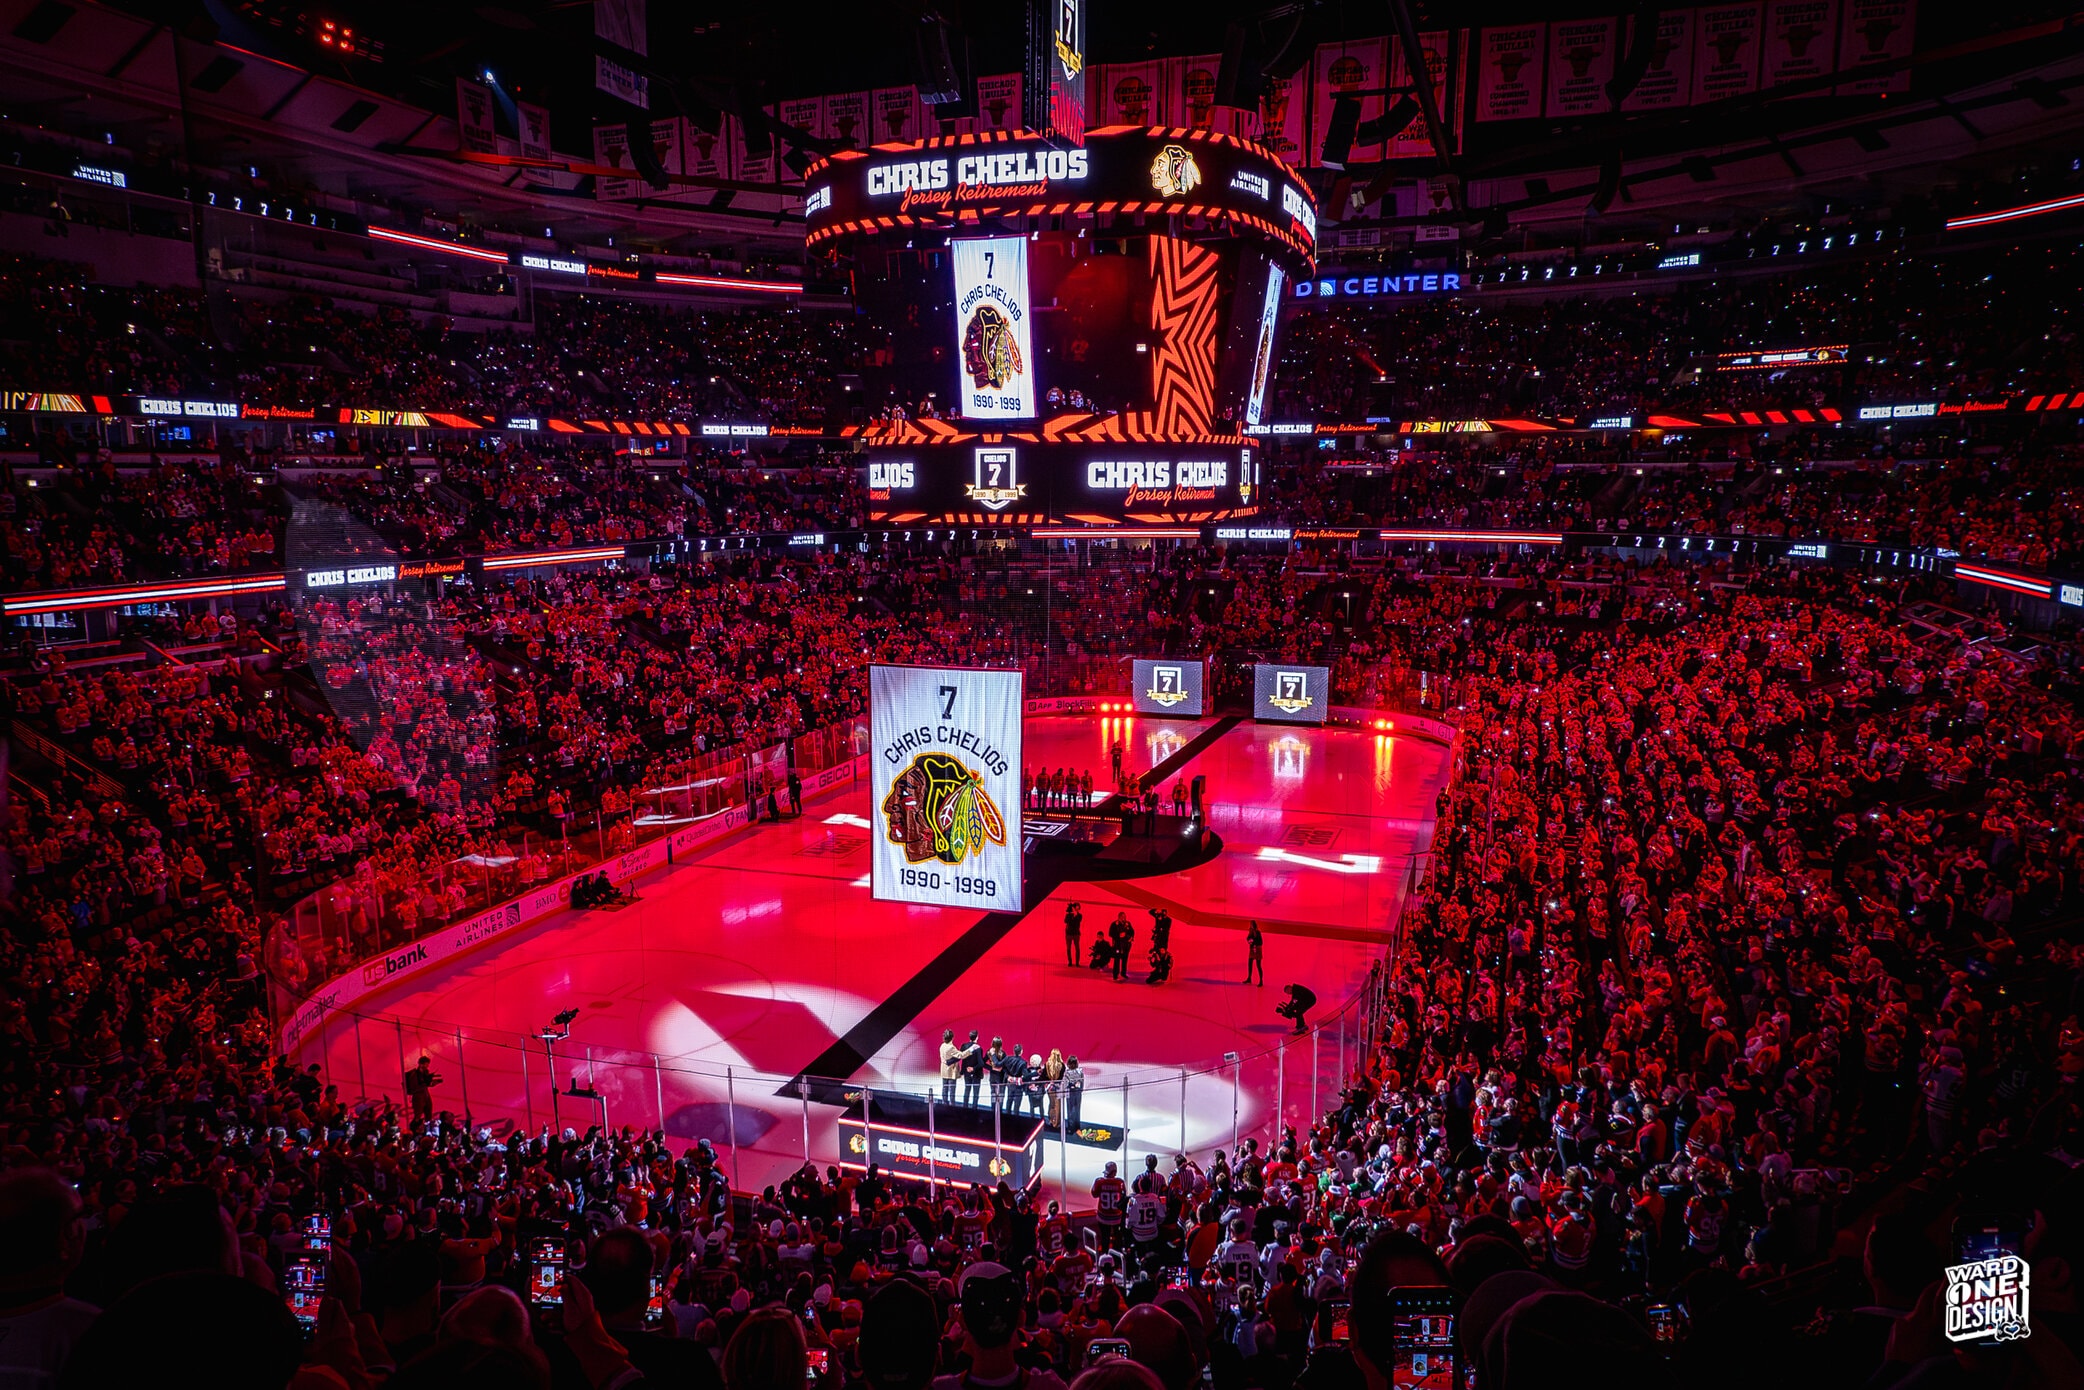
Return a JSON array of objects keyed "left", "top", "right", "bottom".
[
  {"left": 1273, "top": 440, "right": 2084, "bottom": 572},
  {"left": 7, "top": 245, "right": 2084, "bottom": 1390},
  {"left": 0, "top": 256, "right": 879, "bottom": 424},
  {"left": 2, "top": 544, "right": 2082, "bottom": 1390},
  {"left": 1274, "top": 240, "right": 2084, "bottom": 425}
]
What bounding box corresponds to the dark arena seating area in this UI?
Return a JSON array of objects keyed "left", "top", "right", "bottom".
[{"left": 5, "top": 4, "right": 2084, "bottom": 1390}]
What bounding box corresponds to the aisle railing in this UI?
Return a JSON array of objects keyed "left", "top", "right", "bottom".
[{"left": 283, "top": 956, "right": 1394, "bottom": 1214}]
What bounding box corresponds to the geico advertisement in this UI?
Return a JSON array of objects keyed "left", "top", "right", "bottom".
[
  {"left": 1132, "top": 658, "right": 1205, "bottom": 717},
  {"left": 1253, "top": 663, "right": 1330, "bottom": 725},
  {"left": 951, "top": 237, "right": 1035, "bottom": 420},
  {"left": 870, "top": 664, "right": 1024, "bottom": 912}
]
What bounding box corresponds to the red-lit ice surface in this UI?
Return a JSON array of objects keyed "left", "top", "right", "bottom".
[{"left": 309, "top": 715, "right": 1449, "bottom": 1205}]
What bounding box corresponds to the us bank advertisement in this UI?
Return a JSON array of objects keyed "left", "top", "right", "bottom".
[
  {"left": 951, "top": 236, "right": 1036, "bottom": 419},
  {"left": 871, "top": 664, "right": 1025, "bottom": 912}
]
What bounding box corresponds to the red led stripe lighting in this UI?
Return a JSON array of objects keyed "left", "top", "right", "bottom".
[
  {"left": 3, "top": 574, "right": 287, "bottom": 616},
  {"left": 480, "top": 546, "right": 626, "bottom": 571},
  {"left": 1377, "top": 529, "right": 1564, "bottom": 545},
  {"left": 368, "top": 226, "right": 511, "bottom": 264},
  {"left": 1953, "top": 564, "right": 2053, "bottom": 598},
  {"left": 653, "top": 272, "right": 804, "bottom": 295},
  {"left": 1946, "top": 192, "right": 2084, "bottom": 230}
]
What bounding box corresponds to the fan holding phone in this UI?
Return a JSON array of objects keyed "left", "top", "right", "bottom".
[{"left": 949, "top": 1263, "right": 1070, "bottom": 1390}]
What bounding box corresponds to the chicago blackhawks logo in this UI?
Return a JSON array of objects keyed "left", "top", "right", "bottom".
[
  {"left": 881, "top": 751, "right": 1007, "bottom": 866},
  {"left": 1150, "top": 142, "right": 1202, "bottom": 197},
  {"left": 962, "top": 304, "right": 1024, "bottom": 390}
]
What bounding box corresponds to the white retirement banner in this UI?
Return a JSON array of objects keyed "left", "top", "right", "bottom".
[
  {"left": 951, "top": 237, "right": 1036, "bottom": 419},
  {"left": 870, "top": 665, "right": 1024, "bottom": 913}
]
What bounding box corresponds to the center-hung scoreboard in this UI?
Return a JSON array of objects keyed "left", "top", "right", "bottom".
[{"left": 805, "top": 119, "right": 1317, "bottom": 527}]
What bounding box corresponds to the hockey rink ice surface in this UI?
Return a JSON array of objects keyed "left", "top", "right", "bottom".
[{"left": 309, "top": 715, "right": 1450, "bottom": 1203}]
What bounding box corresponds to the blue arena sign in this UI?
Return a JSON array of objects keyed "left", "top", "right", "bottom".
[{"left": 1295, "top": 271, "right": 1467, "bottom": 300}]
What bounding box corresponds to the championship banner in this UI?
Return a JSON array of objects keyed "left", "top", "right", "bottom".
[
  {"left": 1256, "top": 74, "right": 1308, "bottom": 166},
  {"left": 1620, "top": 9, "right": 1696, "bottom": 110},
  {"left": 456, "top": 78, "right": 498, "bottom": 155},
  {"left": 1476, "top": 25, "right": 1546, "bottom": 122},
  {"left": 870, "top": 665, "right": 1023, "bottom": 914},
  {"left": 1693, "top": 4, "right": 1764, "bottom": 103},
  {"left": 1168, "top": 54, "right": 1223, "bottom": 130},
  {"left": 1546, "top": 18, "right": 1617, "bottom": 118},
  {"left": 518, "top": 101, "right": 554, "bottom": 184},
  {"left": 1133, "top": 658, "right": 1205, "bottom": 717},
  {"left": 616, "top": 118, "right": 680, "bottom": 198},
  {"left": 1095, "top": 61, "right": 1166, "bottom": 126},
  {"left": 1308, "top": 39, "right": 1392, "bottom": 167},
  {"left": 1387, "top": 30, "right": 1464, "bottom": 158},
  {"left": 820, "top": 91, "right": 872, "bottom": 150},
  {"left": 1836, "top": 0, "right": 1914, "bottom": 95},
  {"left": 1252, "top": 663, "right": 1330, "bottom": 725},
  {"left": 1762, "top": 0, "right": 1840, "bottom": 92},
  {"left": 951, "top": 237, "right": 1036, "bottom": 420},
  {"left": 776, "top": 97, "right": 822, "bottom": 181},
  {"left": 736, "top": 113, "right": 776, "bottom": 185},
  {"left": 649, "top": 116, "right": 725, "bottom": 207},
  {"left": 872, "top": 86, "right": 933, "bottom": 144},
  {"left": 975, "top": 73, "right": 1025, "bottom": 135}
]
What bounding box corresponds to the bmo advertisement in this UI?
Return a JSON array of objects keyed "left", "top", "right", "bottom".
[
  {"left": 1132, "top": 658, "right": 1206, "bottom": 718},
  {"left": 870, "top": 664, "right": 1024, "bottom": 913},
  {"left": 1253, "top": 663, "right": 1330, "bottom": 725}
]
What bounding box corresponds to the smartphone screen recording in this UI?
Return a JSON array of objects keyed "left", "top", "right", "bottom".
[
  {"left": 1392, "top": 1286, "right": 1459, "bottom": 1390},
  {"left": 1953, "top": 1218, "right": 2025, "bottom": 1266},
  {"left": 284, "top": 1253, "right": 327, "bottom": 1333},
  {"left": 528, "top": 1238, "right": 566, "bottom": 1307}
]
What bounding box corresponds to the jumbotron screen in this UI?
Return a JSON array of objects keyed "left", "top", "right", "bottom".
[
  {"left": 854, "top": 227, "right": 1287, "bottom": 433},
  {"left": 848, "top": 232, "right": 1283, "bottom": 523},
  {"left": 1132, "top": 658, "right": 1206, "bottom": 717},
  {"left": 1252, "top": 663, "right": 1330, "bottom": 725},
  {"left": 810, "top": 127, "right": 1313, "bottom": 525}
]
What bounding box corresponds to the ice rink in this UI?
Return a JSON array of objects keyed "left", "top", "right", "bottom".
[{"left": 305, "top": 713, "right": 1449, "bottom": 1205}]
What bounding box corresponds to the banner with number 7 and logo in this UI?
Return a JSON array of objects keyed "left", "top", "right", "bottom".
[
  {"left": 870, "top": 664, "right": 1025, "bottom": 912},
  {"left": 951, "top": 236, "right": 1036, "bottom": 420}
]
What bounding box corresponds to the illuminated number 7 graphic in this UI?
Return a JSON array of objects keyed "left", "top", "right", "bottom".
[
  {"left": 987, "top": 461, "right": 1002, "bottom": 486},
  {"left": 939, "top": 685, "right": 958, "bottom": 719}
]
